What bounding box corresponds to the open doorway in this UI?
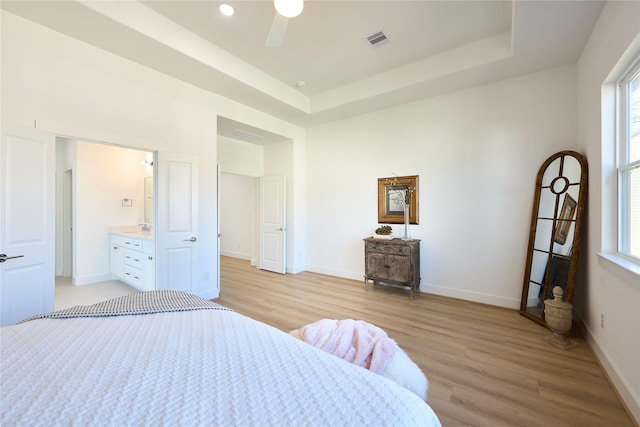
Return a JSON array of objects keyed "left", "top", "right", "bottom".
[
  {"left": 217, "top": 116, "right": 292, "bottom": 274},
  {"left": 55, "top": 138, "right": 154, "bottom": 309},
  {"left": 219, "top": 173, "right": 258, "bottom": 264}
]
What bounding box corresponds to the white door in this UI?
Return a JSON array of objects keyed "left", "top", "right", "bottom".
[
  {"left": 258, "top": 175, "right": 286, "bottom": 274},
  {"left": 0, "top": 122, "right": 55, "bottom": 326},
  {"left": 156, "top": 152, "right": 198, "bottom": 293}
]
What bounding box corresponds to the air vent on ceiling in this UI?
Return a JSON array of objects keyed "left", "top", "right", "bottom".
[
  {"left": 225, "top": 129, "right": 264, "bottom": 143},
  {"left": 365, "top": 31, "right": 389, "bottom": 48}
]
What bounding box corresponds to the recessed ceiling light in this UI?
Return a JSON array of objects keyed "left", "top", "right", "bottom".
[{"left": 219, "top": 4, "right": 235, "bottom": 17}]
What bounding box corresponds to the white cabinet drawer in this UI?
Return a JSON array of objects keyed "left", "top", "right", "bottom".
[
  {"left": 124, "top": 238, "right": 142, "bottom": 250},
  {"left": 124, "top": 265, "right": 143, "bottom": 289},
  {"left": 124, "top": 249, "right": 143, "bottom": 269},
  {"left": 111, "top": 234, "right": 143, "bottom": 250}
]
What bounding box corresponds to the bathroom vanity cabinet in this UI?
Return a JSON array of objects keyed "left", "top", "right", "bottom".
[{"left": 110, "top": 233, "right": 155, "bottom": 291}]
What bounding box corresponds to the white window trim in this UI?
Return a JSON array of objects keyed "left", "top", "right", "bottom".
[
  {"left": 616, "top": 58, "right": 640, "bottom": 263},
  {"left": 597, "top": 252, "right": 640, "bottom": 277},
  {"left": 601, "top": 35, "right": 640, "bottom": 279}
]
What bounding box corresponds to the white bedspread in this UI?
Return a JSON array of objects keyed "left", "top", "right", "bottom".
[{"left": 1, "top": 308, "right": 441, "bottom": 426}]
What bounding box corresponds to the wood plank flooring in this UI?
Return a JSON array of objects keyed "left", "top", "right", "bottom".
[{"left": 217, "top": 256, "right": 635, "bottom": 427}]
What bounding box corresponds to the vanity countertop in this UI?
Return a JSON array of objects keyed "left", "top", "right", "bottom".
[{"left": 109, "top": 226, "right": 153, "bottom": 241}]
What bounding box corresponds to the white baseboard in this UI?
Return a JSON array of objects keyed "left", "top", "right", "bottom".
[
  {"left": 422, "top": 283, "right": 521, "bottom": 309},
  {"left": 199, "top": 289, "right": 219, "bottom": 300},
  {"left": 220, "top": 250, "right": 251, "bottom": 261},
  {"left": 575, "top": 313, "right": 640, "bottom": 424},
  {"left": 304, "top": 265, "right": 363, "bottom": 282},
  {"left": 287, "top": 262, "right": 305, "bottom": 274},
  {"left": 301, "top": 268, "right": 520, "bottom": 309},
  {"left": 73, "top": 273, "right": 113, "bottom": 286}
]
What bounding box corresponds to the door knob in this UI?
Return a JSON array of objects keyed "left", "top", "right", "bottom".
[
  {"left": 0, "top": 254, "right": 24, "bottom": 263},
  {"left": 184, "top": 237, "right": 197, "bottom": 242}
]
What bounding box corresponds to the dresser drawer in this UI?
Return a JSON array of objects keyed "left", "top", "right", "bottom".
[
  {"left": 124, "top": 249, "right": 143, "bottom": 269},
  {"left": 366, "top": 242, "right": 411, "bottom": 256}
]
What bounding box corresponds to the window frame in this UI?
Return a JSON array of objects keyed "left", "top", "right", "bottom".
[{"left": 616, "top": 57, "right": 640, "bottom": 262}]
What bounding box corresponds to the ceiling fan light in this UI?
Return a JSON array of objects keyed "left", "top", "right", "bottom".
[{"left": 274, "top": 0, "right": 303, "bottom": 18}]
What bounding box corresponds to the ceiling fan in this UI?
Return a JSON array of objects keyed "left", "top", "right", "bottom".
[{"left": 265, "top": 0, "right": 304, "bottom": 47}]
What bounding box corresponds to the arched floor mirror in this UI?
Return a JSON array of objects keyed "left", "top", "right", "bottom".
[{"left": 520, "top": 151, "right": 588, "bottom": 327}]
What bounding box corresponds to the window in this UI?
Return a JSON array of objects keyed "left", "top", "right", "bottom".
[{"left": 618, "top": 59, "right": 640, "bottom": 260}]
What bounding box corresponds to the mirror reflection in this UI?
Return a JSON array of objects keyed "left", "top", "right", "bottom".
[{"left": 520, "top": 151, "right": 588, "bottom": 326}]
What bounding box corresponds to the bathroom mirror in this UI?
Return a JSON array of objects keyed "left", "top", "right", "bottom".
[
  {"left": 520, "top": 151, "right": 588, "bottom": 327},
  {"left": 144, "top": 176, "right": 154, "bottom": 224}
]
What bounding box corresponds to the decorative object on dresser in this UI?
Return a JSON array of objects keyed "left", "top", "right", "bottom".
[
  {"left": 377, "top": 175, "right": 419, "bottom": 238},
  {"left": 543, "top": 286, "right": 577, "bottom": 350},
  {"left": 374, "top": 225, "right": 394, "bottom": 240},
  {"left": 519, "top": 151, "right": 587, "bottom": 327},
  {"left": 363, "top": 237, "right": 420, "bottom": 300}
]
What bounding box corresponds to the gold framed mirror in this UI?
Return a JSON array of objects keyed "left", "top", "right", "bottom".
[{"left": 520, "top": 151, "right": 588, "bottom": 327}]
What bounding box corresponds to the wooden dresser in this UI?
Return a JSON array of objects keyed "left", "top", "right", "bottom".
[{"left": 363, "top": 237, "right": 421, "bottom": 299}]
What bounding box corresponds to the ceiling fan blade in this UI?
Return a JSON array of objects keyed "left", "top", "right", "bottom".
[{"left": 265, "top": 13, "right": 289, "bottom": 47}]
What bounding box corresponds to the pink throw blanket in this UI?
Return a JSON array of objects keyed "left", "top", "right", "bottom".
[{"left": 300, "top": 319, "right": 396, "bottom": 374}]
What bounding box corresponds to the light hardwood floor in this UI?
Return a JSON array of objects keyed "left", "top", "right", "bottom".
[{"left": 217, "top": 256, "right": 636, "bottom": 427}]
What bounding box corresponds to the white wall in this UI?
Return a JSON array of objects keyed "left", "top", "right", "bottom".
[
  {"left": 576, "top": 1, "right": 640, "bottom": 420},
  {"left": 220, "top": 173, "right": 257, "bottom": 261},
  {"left": 305, "top": 64, "right": 578, "bottom": 308},
  {"left": 218, "top": 136, "right": 264, "bottom": 177}
]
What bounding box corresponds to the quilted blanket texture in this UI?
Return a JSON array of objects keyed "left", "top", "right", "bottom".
[{"left": 1, "top": 292, "right": 441, "bottom": 426}]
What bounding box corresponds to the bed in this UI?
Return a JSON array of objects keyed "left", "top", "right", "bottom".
[{"left": 1, "top": 290, "right": 441, "bottom": 426}]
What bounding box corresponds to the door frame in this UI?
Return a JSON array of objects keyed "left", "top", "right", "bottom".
[{"left": 62, "top": 168, "right": 73, "bottom": 277}]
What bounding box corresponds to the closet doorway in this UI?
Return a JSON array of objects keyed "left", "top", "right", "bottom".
[
  {"left": 219, "top": 173, "right": 258, "bottom": 264},
  {"left": 217, "top": 116, "right": 292, "bottom": 275}
]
